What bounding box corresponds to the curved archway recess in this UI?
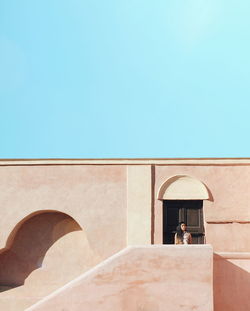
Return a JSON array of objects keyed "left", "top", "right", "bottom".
[
  {"left": 158, "top": 175, "right": 209, "bottom": 200},
  {"left": 0, "top": 211, "right": 82, "bottom": 291}
]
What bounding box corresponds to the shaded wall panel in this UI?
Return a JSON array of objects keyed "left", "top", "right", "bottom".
[{"left": 214, "top": 254, "right": 250, "bottom": 311}]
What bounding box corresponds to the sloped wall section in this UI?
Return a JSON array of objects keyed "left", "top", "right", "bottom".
[{"left": 27, "top": 245, "right": 213, "bottom": 311}]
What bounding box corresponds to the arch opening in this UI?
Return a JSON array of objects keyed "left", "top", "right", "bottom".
[{"left": 0, "top": 210, "right": 82, "bottom": 292}]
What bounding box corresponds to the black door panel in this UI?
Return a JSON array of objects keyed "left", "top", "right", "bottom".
[{"left": 163, "top": 200, "right": 205, "bottom": 244}]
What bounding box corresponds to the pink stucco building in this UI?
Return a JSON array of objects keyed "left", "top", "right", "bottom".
[{"left": 0, "top": 158, "right": 249, "bottom": 311}]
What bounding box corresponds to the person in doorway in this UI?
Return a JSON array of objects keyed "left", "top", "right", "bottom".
[{"left": 174, "top": 222, "right": 192, "bottom": 244}]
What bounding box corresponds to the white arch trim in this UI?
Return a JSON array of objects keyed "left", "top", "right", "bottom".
[{"left": 158, "top": 175, "right": 209, "bottom": 200}]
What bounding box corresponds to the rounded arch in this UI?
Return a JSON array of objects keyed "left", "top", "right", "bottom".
[
  {"left": 0, "top": 210, "right": 82, "bottom": 290},
  {"left": 0, "top": 209, "right": 83, "bottom": 251},
  {"left": 5, "top": 210, "right": 82, "bottom": 249},
  {"left": 157, "top": 175, "right": 210, "bottom": 200}
]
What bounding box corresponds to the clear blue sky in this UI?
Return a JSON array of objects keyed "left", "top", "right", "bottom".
[{"left": 1, "top": 0, "right": 250, "bottom": 158}]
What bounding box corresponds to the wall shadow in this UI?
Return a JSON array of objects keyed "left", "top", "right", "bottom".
[
  {"left": 0, "top": 211, "right": 81, "bottom": 291},
  {"left": 213, "top": 254, "right": 250, "bottom": 311},
  {"left": 204, "top": 185, "right": 214, "bottom": 202}
]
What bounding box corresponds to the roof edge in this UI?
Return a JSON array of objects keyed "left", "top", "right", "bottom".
[{"left": 1, "top": 158, "right": 250, "bottom": 166}]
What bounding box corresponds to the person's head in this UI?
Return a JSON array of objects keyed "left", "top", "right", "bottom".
[
  {"left": 176, "top": 222, "right": 186, "bottom": 238},
  {"left": 180, "top": 222, "right": 187, "bottom": 232}
]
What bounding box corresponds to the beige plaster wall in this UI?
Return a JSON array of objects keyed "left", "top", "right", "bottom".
[
  {"left": 0, "top": 165, "right": 127, "bottom": 257},
  {"left": 154, "top": 165, "right": 250, "bottom": 251},
  {"left": 127, "top": 166, "right": 152, "bottom": 245},
  {"left": 206, "top": 223, "right": 250, "bottom": 252},
  {"left": 214, "top": 253, "right": 250, "bottom": 311},
  {"left": 27, "top": 245, "right": 213, "bottom": 311},
  {"left": 0, "top": 160, "right": 249, "bottom": 311},
  {"left": 0, "top": 165, "right": 127, "bottom": 310},
  {"left": 0, "top": 212, "right": 81, "bottom": 288},
  {"left": 0, "top": 230, "right": 99, "bottom": 311}
]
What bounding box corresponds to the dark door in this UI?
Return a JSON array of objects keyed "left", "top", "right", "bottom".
[{"left": 163, "top": 200, "right": 205, "bottom": 244}]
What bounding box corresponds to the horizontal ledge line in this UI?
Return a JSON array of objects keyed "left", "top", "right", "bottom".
[
  {"left": 214, "top": 252, "right": 250, "bottom": 259},
  {"left": 2, "top": 158, "right": 250, "bottom": 166},
  {"left": 207, "top": 221, "right": 250, "bottom": 224}
]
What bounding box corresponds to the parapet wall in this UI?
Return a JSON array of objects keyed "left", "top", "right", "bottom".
[{"left": 27, "top": 245, "right": 213, "bottom": 311}]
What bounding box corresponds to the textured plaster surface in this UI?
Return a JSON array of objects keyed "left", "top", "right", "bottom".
[
  {"left": 206, "top": 223, "right": 250, "bottom": 252},
  {"left": 27, "top": 245, "right": 213, "bottom": 311},
  {"left": 127, "top": 166, "right": 152, "bottom": 245},
  {"left": 0, "top": 165, "right": 127, "bottom": 253},
  {"left": 0, "top": 230, "right": 100, "bottom": 311},
  {"left": 0, "top": 161, "right": 249, "bottom": 311},
  {"left": 0, "top": 165, "right": 127, "bottom": 310}
]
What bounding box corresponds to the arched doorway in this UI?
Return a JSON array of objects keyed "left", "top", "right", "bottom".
[{"left": 158, "top": 175, "right": 209, "bottom": 244}]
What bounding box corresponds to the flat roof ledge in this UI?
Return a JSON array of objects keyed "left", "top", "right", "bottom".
[{"left": 1, "top": 158, "right": 250, "bottom": 166}]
